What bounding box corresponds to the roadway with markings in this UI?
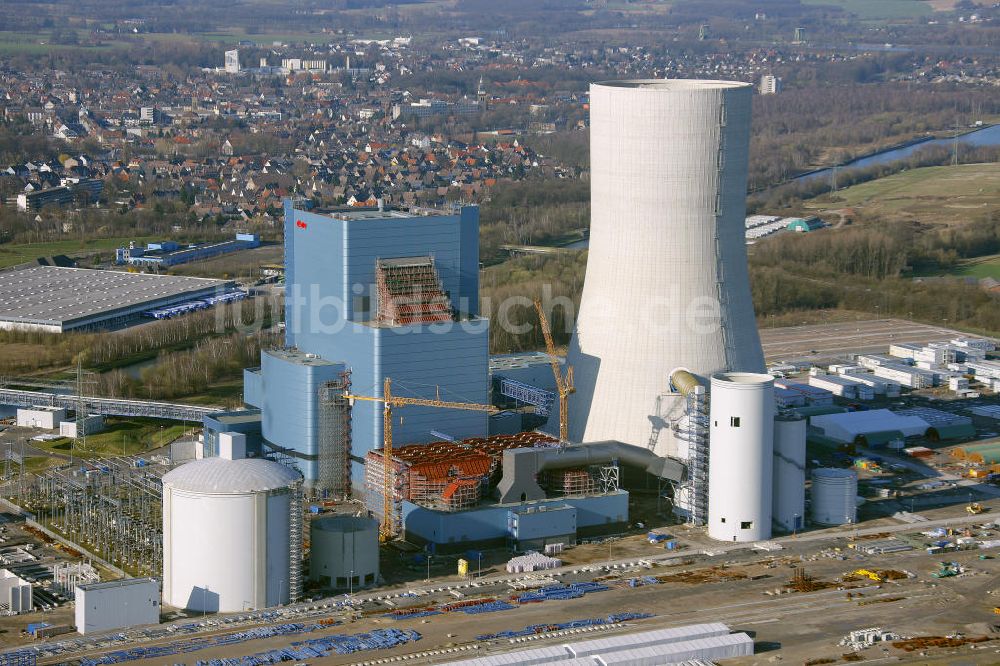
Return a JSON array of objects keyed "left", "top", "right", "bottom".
[{"left": 758, "top": 318, "right": 993, "bottom": 365}]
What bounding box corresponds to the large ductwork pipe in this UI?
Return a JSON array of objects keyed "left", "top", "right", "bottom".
[
  {"left": 496, "top": 441, "right": 686, "bottom": 504},
  {"left": 670, "top": 368, "right": 702, "bottom": 396}
]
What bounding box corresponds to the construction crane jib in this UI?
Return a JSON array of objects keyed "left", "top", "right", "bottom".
[
  {"left": 534, "top": 300, "right": 575, "bottom": 444},
  {"left": 346, "top": 377, "right": 499, "bottom": 542}
]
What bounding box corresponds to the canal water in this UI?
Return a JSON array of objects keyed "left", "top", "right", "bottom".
[
  {"left": 561, "top": 123, "right": 1000, "bottom": 251},
  {"left": 793, "top": 123, "right": 1000, "bottom": 186}
]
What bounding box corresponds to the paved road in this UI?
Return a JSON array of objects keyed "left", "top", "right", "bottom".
[
  {"left": 758, "top": 318, "right": 993, "bottom": 365},
  {"left": 41, "top": 500, "right": 995, "bottom": 666},
  {"left": 0, "top": 430, "right": 75, "bottom": 470}
]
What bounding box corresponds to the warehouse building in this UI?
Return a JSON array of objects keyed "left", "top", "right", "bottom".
[
  {"left": 774, "top": 380, "right": 834, "bottom": 406},
  {"left": 114, "top": 233, "right": 261, "bottom": 268},
  {"left": 971, "top": 405, "right": 1000, "bottom": 420},
  {"left": 967, "top": 360, "right": 1000, "bottom": 382},
  {"left": 889, "top": 343, "right": 955, "bottom": 366},
  {"left": 59, "top": 415, "right": 105, "bottom": 438},
  {"left": 786, "top": 215, "right": 824, "bottom": 232},
  {"left": 775, "top": 387, "right": 807, "bottom": 408},
  {"left": 808, "top": 373, "right": 866, "bottom": 400},
  {"left": 855, "top": 354, "right": 895, "bottom": 369},
  {"left": 855, "top": 345, "right": 940, "bottom": 389},
  {"left": 0, "top": 569, "right": 32, "bottom": 613},
  {"left": 75, "top": 578, "right": 159, "bottom": 635},
  {"left": 872, "top": 363, "right": 936, "bottom": 388},
  {"left": 855, "top": 355, "right": 938, "bottom": 388},
  {"left": 928, "top": 341, "right": 983, "bottom": 363},
  {"left": 896, "top": 407, "right": 976, "bottom": 441},
  {"left": 0, "top": 266, "right": 234, "bottom": 332},
  {"left": 811, "top": 409, "right": 932, "bottom": 445},
  {"left": 16, "top": 407, "right": 66, "bottom": 429},
  {"left": 828, "top": 366, "right": 902, "bottom": 397},
  {"left": 441, "top": 622, "right": 753, "bottom": 665},
  {"left": 953, "top": 337, "right": 996, "bottom": 353}
]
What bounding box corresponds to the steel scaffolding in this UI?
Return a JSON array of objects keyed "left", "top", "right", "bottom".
[
  {"left": 496, "top": 376, "right": 555, "bottom": 416},
  {"left": 673, "top": 385, "right": 709, "bottom": 525},
  {"left": 540, "top": 464, "right": 617, "bottom": 497},
  {"left": 288, "top": 480, "right": 303, "bottom": 604},
  {"left": 598, "top": 463, "right": 620, "bottom": 493},
  {"left": 363, "top": 450, "right": 404, "bottom": 536},
  {"left": 375, "top": 257, "right": 453, "bottom": 326},
  {"left": 318, "top": 372, "right": 352, "bottom": 498},
  {"left": 363, "top": 433, "right": 560, "bottom": 525}
]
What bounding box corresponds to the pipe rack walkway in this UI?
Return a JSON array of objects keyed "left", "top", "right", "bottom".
[{"left": 0, "top": 387, "right": 222, "bottom": 421}]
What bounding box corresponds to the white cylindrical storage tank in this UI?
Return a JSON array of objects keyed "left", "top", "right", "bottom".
[
  {"left": 309, "top": 515, "right": 379, "bottom": 590},
  {"left": 811, "top": 468, "right": 858, "bottom": 526},
  {"left": 772, "top": 415, "right": 806, "bottom": 533},
  {"left": 556, "top": 79, "right": 765, "bottom": 457},
  {"left": 162, "top": 457, "right": 301, "bottom": 612},
  {"left": 708, "top": 372, "right": 774, "bottom": 543}
]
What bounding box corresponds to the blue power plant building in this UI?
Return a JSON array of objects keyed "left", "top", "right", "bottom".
[
  {"left": 243, "top": 200, "right": 489, "bottom": 496},
  {"left": 209, "top": 198, "right": 688, "bottom": 551}
]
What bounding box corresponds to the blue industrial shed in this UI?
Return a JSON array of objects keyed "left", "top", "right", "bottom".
[
  {"left": 202, "top": 410, "right": 263, "bottom": 458},
  {"left": 401, "top": 491, "right": 629, "bottom": 550}
]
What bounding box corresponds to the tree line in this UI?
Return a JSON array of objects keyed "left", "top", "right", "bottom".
[
  {"left": 750, "top": 209, "right": 1000, "bottom": 281},
  {"left": 481, "top": 252, "right": 586, "bottom": 352},
  {"left": 0, "top": 298, "right": 276, "bottom": 375},
  {"left": 94, "top": 328, "right": 278, "bottom": 404},
  {"left": 479, "top": 179, "right": 589, "bottom": 263},
  {"left": 479, "top": 207, "right": 1000, "bottom": 353}
]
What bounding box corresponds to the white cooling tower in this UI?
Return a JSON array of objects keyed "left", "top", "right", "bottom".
[
  {"left": 772, "top": 415, "right": 806, "bottom": 533},
  {"left": 557, "top": 80, "right": 764, "bottom": 455},
  {"left": 707, "top": 372, "right": 774, "bottom": 543}
]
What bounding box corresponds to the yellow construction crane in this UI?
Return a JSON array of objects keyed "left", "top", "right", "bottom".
[
  {"left": 346, "top": 377, "right": 499, "bottom": 543},
  {"left": 534, "top": 300, "right": 575, "bottom": 444}
]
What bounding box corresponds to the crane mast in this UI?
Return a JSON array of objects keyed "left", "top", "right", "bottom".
[
  {"left": 534, "top": 300, "right": 575, "bottom": 444},
  {"left": 346, "top": 378, "right": 499, "bottom": 542}
]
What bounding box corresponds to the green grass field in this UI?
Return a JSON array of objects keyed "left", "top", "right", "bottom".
[
  {"left": 801, "top": 0, "right": 933, "bottom": 21},
  {"left": 804, "top": 162, "right": 1000, "bottom": 228},
  {"left": 948, "top": 255, "right": 1000, "bottom": 280},
  {"left": 0, "top": 236, "right": 156, "bottom": 269},
  {"left": 0, "top": 31, "right": 120, "bottom": 55},
  {"left": 31, "top": 418, "right": 189, "bottom": 459},
  {"left": 22, "top": 455, "right": 62, "bottom": 474},
  {"left": 0, "top": 28, "right": 324, "bottom": 55}
]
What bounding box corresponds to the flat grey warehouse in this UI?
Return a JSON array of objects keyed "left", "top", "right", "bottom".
[{"left": 0, "top": 266, "right": 233, "bottom": 332}]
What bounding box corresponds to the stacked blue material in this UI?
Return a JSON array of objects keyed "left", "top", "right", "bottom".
[
  {"left": 80, "top": 628, "right": 421, "bottom": 666},
  {"left": 476, "top": 612, "right": 654, "bottom": 641},
  {"left": 517, "top": 581, "right": 610, "bottom": 603}
]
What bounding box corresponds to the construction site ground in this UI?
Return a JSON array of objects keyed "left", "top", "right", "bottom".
[
  {"left": 758, "top": 317, "right": 986, "bottom": 366},
  {"left": 20, "top": 492, "right": 996, "bottom": 666}
]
